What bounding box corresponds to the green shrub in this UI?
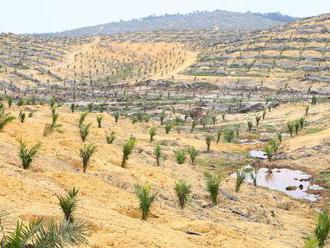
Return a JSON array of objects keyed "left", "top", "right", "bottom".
[
  {"left": 80, "top": 143, "right": 97, "bottom": 173},
  {"left": 134, "top": 184, "right": 156, "bottom": 220},
  {"left": 216, "top": 129, "right": 222, "bottom": 144},
  {"left": 175, "top": 181, "right": 191, "bottom": 209}
]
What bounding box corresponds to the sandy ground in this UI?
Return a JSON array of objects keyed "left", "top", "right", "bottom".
[{"left": 0, "top": 101, "right": 329, "bottom": 247}]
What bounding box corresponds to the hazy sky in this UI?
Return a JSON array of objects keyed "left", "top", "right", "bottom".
[{"left": 0, "top": 0, "right": 329, "bottom": 34}]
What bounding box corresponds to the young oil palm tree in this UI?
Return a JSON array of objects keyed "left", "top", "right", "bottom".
[
  {"left": 216, "top": 129, "right": 222, "bottom": 144},
  {"left": 175, "top": 150, "right": 186, "bottom": 165},
  {"left": 78, "top": 112, "right": 88, "bottom": 128},
  {"left": 206, "top": 135, "right": 213, "bottom": 152},
  {"left": 205, "top": 173, "right": 221, "bottom": 206},
  {"left": 263, "top": 144, "right": 273, "bottom": 161},
  {"left": 96, "top": 115, "right": 103, "bottom": 128},
  {"left": 113, "top": 112, "right": 120, "bottom": 123},
  {"left": 87, "top": 103, "right": 93, "bottom": 113},
  {"left": 80, "top": 123, "right": 91, "bottom": 142},
  {"left": 160, "top": 111, "right": 165, "bottom": 125},
  {"left": 149, "top": 127, "right": 157, "bottom": 142},
  {"left": 71, "top": 103, "right": 75, "bottom": 113},
  {"left": 247, "top": 120, "right": 253, "bottom": 132},
  {"left": 315, "top": 211, "right": 330, "bottom": 247},
  {"left": 191, "top": 120, "right": 197, "bottom": 133},
  {"left": 0, "top": 111, "right": 15, "bottom": 131},
  {"left": 134, "top": 184, "right": 156, "bottom": 220},
  {"left": 18, "top": 139, "right": 41, "bottom": 169},
  {"left": 18, "top": 111, "right": 25, "bottom": 123},
  {"left": 256, "top": 115, "right": 261, "bottom": 127},
  {"left": 287, "top": 121, "right": 294, "bottom": 137},
  {"left": 106, "top": 131, "right": 116, "bottom": 144},
  {"left": 165, "top": 122, "right": 172, "bottom": 134},
  {"left": 188, "top": 146, "right": 198, "bottom": 165},
  {"left": 174, "top": 181, "right": 191, "bottom": 209},
  {"left": 80, "top": 143, "right": 97, "bottom": 173},
  {"left": 154, "top": 145, "right": 161, "bottom": 166},
  {"left": 121, "top": 137, "right": 136, "bottom": 168},
  {"left": 236, "top": 168, "right": 246, "bottom": 192},
  {"left": 57, "top": 187, "right": 79, "bottom": 223},
  {"left": 7, "top": 96, "right": 13, "bottom": 108}
]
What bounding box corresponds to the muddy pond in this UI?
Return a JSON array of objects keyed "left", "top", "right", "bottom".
[{"left": 233, "top": 167, "right": 323, "bottom": 201}]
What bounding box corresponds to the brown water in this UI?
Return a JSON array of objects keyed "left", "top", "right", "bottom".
[{"left": 233, "top": 167, "right": 323, "bottom": 201}]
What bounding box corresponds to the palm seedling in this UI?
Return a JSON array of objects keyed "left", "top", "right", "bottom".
[
  {"left": 206, "top": 135, "right": 213, "bottom": 152},
  {"left": 188, "top": 146, "right": 198, "bottom": 165},
  {"left": 80, "top": 143, "right": 97, "bottom": 173},
  {"left": 315, "top": 211, "right": 330, "bottom": 247},
  {"left": 78, "top": 112, "right": 88, "bottom": 128},
  {"left": 0, "top": 111, "right": 15, "bottom": 131},
  {"left": 71, "top": 103, "right": 75, "bottom": 113},
  {"left": 205, "top": 173, "right": 221, "bottom": 206},
  {"left": 160, "top": 111, "right": 165, "bottom": 125},
  {"left": 269, "top": 138, "right": 280, "bottom": 154},
  {"left": 221, "top": 113, "right": 226, "bottom": 121},
  {"left": 1, "top": 218, "right": 89, "bottom": 248},
  {"left": 216, "top": 129, "right": 222, "bottom": 144},
  {"left": 311, "top": 96, "right": 317, "bottom": 105},
  {"left": 18, "top": 111, "right": 25, "bottom": 123},
  {"left": 149, "top": 127, "right": 157, "bottom": 142},
  {"left": 165, "top": 122, "right": 172, "bottom": 134},
  {"left": 154, "top": 145, "right": 161, "bottom": 166},
  {"left": 96, "top": 115, "right": 103, "bottom": 128},
  {"left": 299, "top": 117, "right": 305, "bottom": 129},
  {"left": 223, "top": 128, "right": 235, "bottom": 143},
  {"left": 134, "top": 184, "right": 156, "bottom": 220},
  {"left": 262, "top": 109, "right": 267, "bottom": 120},
  {"left": 87, "top": 103, "right": 93, "bottom": 113},
  {"left": 106, "top": 131, "right": 116, "bottom": 144},
  {"left": 121, "top": 137, "right": 136, "bottom": 168},
  {"left": 256, "top": 115, "right": 261, "bottom": 127},
  {"left": 236, "top": 168, "right": 246, "bottom": 192},
  {"left": 18, "top": 139, "right": 41, "bottom": 169},
  {"left": 57, "top": 187, "right": 79, "bottom": 223},
  {"left": 263, "top": 144, "right": 273, "bottom": 161},
  {"left": 80, "top": 123, "right": 91, "bottom": 142},
  {"left": 305, "top": 105, "right": 309, "bottom": 116},
  {"left": 294, "top": 120, "right": 300, "bottom": 135},
  {"left": 113, "top": 112, "right": 120, "bottom": 123},
  {"left": 250, "top": 168, "right": 257, "bottom": 186},
  {"left": 277, "top": 132, "right": 282, "bottom": 143},
  {"left": 175, "top": 150, "right": 186, "bottom": 165},
  {"left": 7, "top": 96, "right": 13, "bottom": 108},
  {"left": 247, "top": 120, "right": 253, "bottom": 132},
  {"left": 287, "top": 121, "right": 294, "bottom": 137},
  {"left": 174, "top": 180, "right": 191, "bottom": 209},
  {"left": 304, "top": 236, "right": 319, "bottom": 248},
  {"left": 191, "top": 120, "right": 197, "bottom": 133}
]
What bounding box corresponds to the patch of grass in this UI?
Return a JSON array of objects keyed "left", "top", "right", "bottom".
[{"left": 305, "top": 127, "right": 323, "bottom": 134}]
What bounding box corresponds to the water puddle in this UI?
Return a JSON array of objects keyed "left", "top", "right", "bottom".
[
  {"left": 232, "top": 167, "right": 323, "bottom": 201},
  {"left": 249, "top": 150, "right": 267, "bottom": 159}
]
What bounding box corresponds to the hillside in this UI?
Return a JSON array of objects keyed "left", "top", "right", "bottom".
[
  {"left": 0, "top": 12, "right": 329, "bottom": 248},
  {"left": 52, "top": 10, "right": 291, "bottom": 37}
]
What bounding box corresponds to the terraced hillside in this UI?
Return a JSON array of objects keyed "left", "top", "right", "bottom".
[{"left": 183, "top": 14, "right": 330, "bottom": 92}]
